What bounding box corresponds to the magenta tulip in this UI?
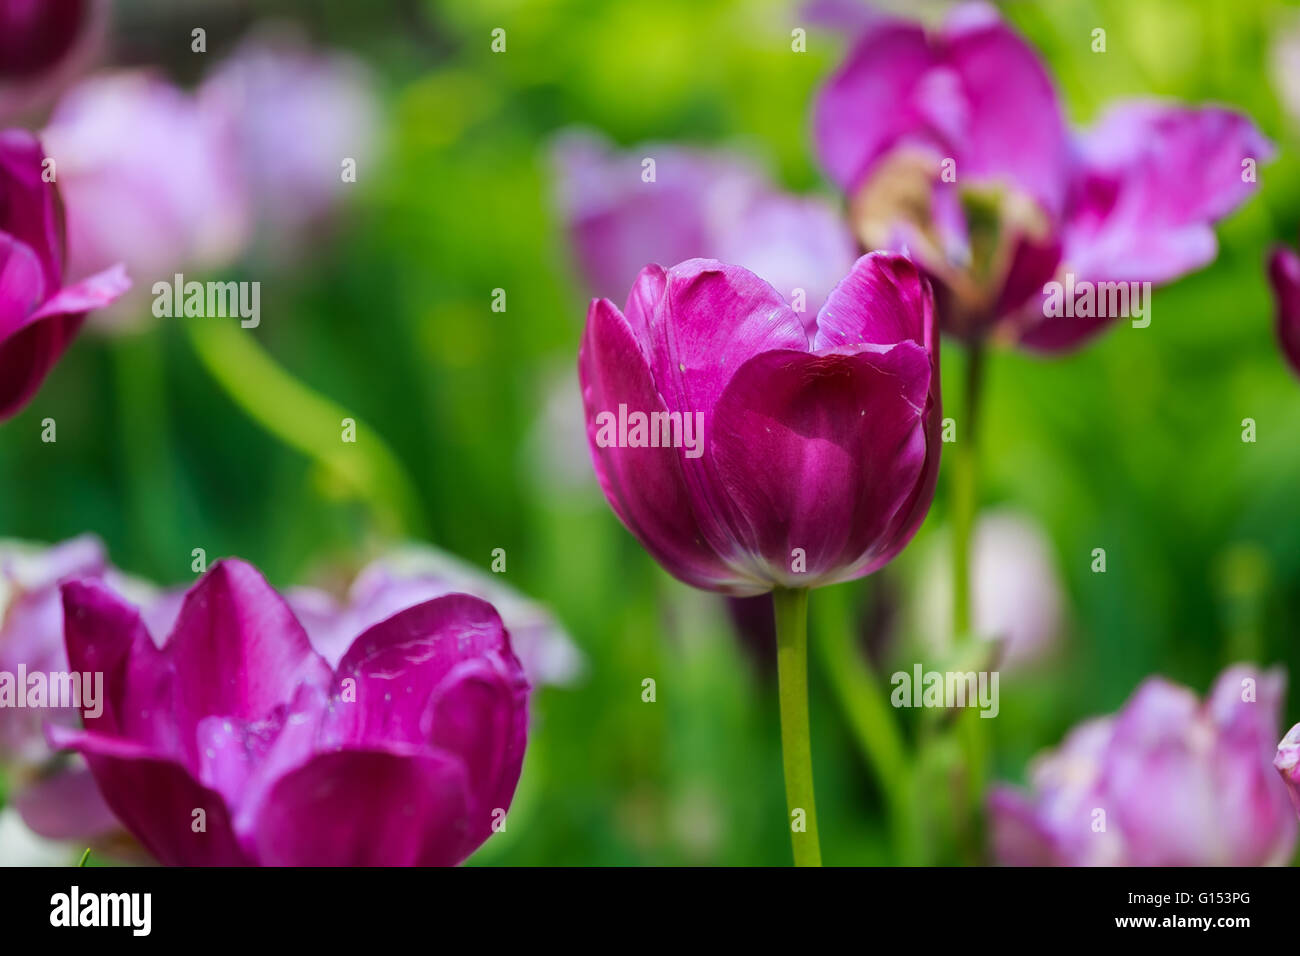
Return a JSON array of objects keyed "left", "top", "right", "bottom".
[
  {"left": 990, "top": 665, "right": 1296, "bottom": 866},
  {"left": 579, "top": 252, "right": 939, "bottom": 596},
  {"left": 813, "top": 4, "right": 1271, "bottom": 350},
  {"left": 0, "top": 129, "right": 128, "bottom": 419},
  {"left": 40, "top": 73, "right": 246, "bottom": 325},
  {"left": 50, "top": 559, "right": 529, "bottom": 866},
  {"left": 1268, "top": 244, "right": 1300, "bottom": 378}
]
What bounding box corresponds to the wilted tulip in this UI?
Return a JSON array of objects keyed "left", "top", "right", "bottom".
[
  {"left": 0, "top": 129, "right": 128, "bottom": 419},
  {"left": 813, "top": 3, "right": 1271, "bottom": 350},
  {"left": 990, "top": 665, "right": 1296, "bottom": 866},
  {"left": 40, "top": 72, "right": 246, "bottom": 325},
  {"left": 553, "top": 129, "right": 857, "bottom": 327},
  {"left": 580, "top": 252, "right": 939, "bottom": 596},
  {"left": 1267, "top": 244, "right": 1300, "bottom": 378},
  {"left": 51, "top": 559, "right": 528, "bottom": 865},
  {"left": 287, "top": 543, "right": 583, "bottom": 689}
]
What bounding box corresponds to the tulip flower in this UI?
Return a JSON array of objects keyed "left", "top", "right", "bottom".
[
  {"left": 0, "top": 0, "right": 104, "bottom": 120},
  {"left": 0, "top": 536, "right": 174, "bottom": 848},
  {"left": 0, "top": 129, "right": 128, "bottom": 419},
  {"left": 579, "top": 252, "right": 940, "bottom": 863},
  {"left": 1274, "top": 723, "right": 1300, "bottom": 818},
  {"left": 50, "top": 559, "right": 528, "bottom": 866},
  {"left": 913, "top": 510, "right": 1065, "bottom": 671},
  {"left": 1267, "top": 244, "right": 1300, "bottom": 378},
  {"left": 990, "top": 665, "right": 1297, "bottom": 866},
  {"left": 40, "top": 72, "right": 245, "bottom": 326},
  {"left": 553, "top": 129, "right": 857, "bottom": 329},
  {"left": 287, "top": 543, "right": 583, "bottom": 688},
  {"left": 814, "top": 7, "right": 1270, "bottom": 827},
  {"left": 813, "top": 3, "right": 1271, "bottom": 351},
  {"left": 199, "top": 30, "right": 379, "bottom": 257}
]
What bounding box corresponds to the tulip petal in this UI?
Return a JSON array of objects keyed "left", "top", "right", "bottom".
[
  {"left": 579, "top": 296, "right": 753, "bottom": 591},
  {"left": 1061, "top": 103, "right": 1272, "bottom": 287},
  {"left": 1269, "top": 245, "right": 1300, "bottom": 378},
  {"left": 326, "top": 594, "right": 525, "bottom": 753},
  {"left": 940, "top": 5, "right": 1069, "bottom": 219},
  {"left": 426, "top": 655, "right": 529, "bottom": 834},
  {"left": 252, "top": 747, "right": 474, "bottom": 866},
  {"left": 165, "top": 560, "right": 333, "bottom": 759},
  {"left": 13, "top": 765, "right": 119, "bottom": 841},
  {"left": 47, "top": 726, "right": 250, "bottom": 865},
  {"left": 813, "top": 251, "right": 935, "bottom": 351},
  {"left": 711, "top": 341, "right": 931, "bottom": 586},
  {"left": 61, "top": 578, "right": 178, "bottom": 753},
  {"left": 0, "top": 129, "right": 61, "bottom": 285}
]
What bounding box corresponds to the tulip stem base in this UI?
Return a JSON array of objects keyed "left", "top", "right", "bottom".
[{"left": 773, "top": 587, "right": 821, "bottom": 867}]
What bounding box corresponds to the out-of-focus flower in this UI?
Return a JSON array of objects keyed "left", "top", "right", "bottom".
[
  {"left": 0, "top": 0, "right": 105, "bottom": 120},
  {"left": 199, "top": 29, "right": 379, "bottom": 255},
  {"left": 40, "top": 72, "right": 246, "bottom": 326},
  {"left": 0, "top": 806, "right": 71, "bottom": 866},
  {"left": 51, "top": 559, "right": 529, "bottom": 865},
  {"left": 1274, "top": 723, "right": 1300, "bottom": 817},
  {"left": 288, "top": 543, "right": 583, "bottom": 689},
  {"left": 813, "top": 3, "right": 1271, "bottom": 351},
  {"left": 990, "top": 665, "right": 1297, "bottom": 866},
  {"left": 552, "top": 129, "right": 857, "bottom": 329},
  {"left": 1267, "top": 244, "right": 1300, "bottom": 378},
  {"left": 0, "top": 536, "right": 167, "bottom": 846},
  {"left": 579, "top": 252, "right": 940, "bottom": 596},
  {"left": 914, "top": 509, "right": 1064, "bottom": 670},
  {"left": 0, "top": 129, "right": 127, "bottom": 418}
]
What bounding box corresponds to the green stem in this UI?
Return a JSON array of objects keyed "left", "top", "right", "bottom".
[
  {"left": 949, "top": 341, "right": 988, "bottom": 862},
  {"left": 772, "top": 587, "right": 820, "bottom": 867},
  {"left": 812, "top": 583, "right": 924, "bottom": 863},
  {"left": 951, "top": 341, "right": 985, "bottom": 641},
  {"left": 184, "top": 320, "right": 426, "bottom": 537}
]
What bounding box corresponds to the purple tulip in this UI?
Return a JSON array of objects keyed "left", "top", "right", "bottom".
[
  {"left": 552, "top": 129, "right": 857, "bottom": 328},
  {"left": 40, "top": 72, "right": 246, "bottom": 325},
  {"left": 199, "top": 30, "right": 379, "bottom": 255},
  {"left": 287, "top": 544, "right": 583, "bottom": 689},
  {"left": 0, "top": 0, "right": 104, "bottom": 122},
  {"left": 990, "top": 665, "right": 1297, "bottom": 866},
  {"left": 578, "top": 252, "right": 940, "bottom": 596},
  {"left": 0, "top": 129, "right": 128, "bottom": 419},
  {"left": 0, "top": 0, "right": 94, "bottom": 81},
  {"left": 813, "top": 3, "right": 1271, "bottom": 350},
  {"left": 49, "top": 559, "right": 528, "bottom": 866},
  {"left": 1267, "top": 244, "right": 1300, "bottom": 378},
  {"left": 0, "top": 536, "right": 177, "bottom": 846}
]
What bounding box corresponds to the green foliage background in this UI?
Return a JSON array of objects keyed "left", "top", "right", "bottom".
[{"left": 2, "top": 0, "right": 1298, "bottom": 864}]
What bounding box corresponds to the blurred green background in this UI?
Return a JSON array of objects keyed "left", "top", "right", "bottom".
[{"left": 3, "top": 0, "right": 1300, "bottom": 864}]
